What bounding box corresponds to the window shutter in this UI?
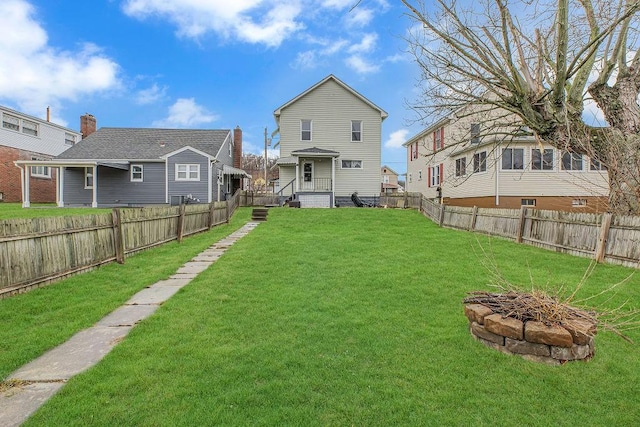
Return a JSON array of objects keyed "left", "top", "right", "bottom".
[
  {"left": 427, "top": 167, "right": 432, "bottom": 188},
  {"left": 439, "top": 163, "right": 444, "bottom": 184},
  {"left": 440, "top": 128, "right": 445, "bottom": 147},
  {"left": 433, "top": 133, "right": 436, "bottom": 151}
]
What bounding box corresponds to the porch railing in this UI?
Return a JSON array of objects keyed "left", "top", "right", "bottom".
[{"left": 299, "top": 178, "right": 332, "bottom": 192}]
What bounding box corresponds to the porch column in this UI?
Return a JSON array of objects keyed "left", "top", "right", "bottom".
[
  {"left": 295, "top": 160, "right": 300, "bottom": 192},
  {"left": 57, "top": 167, "right": 65, "bottom": 207},
  {"left": 331, "top": 157, "right": 336, "bottom": 195},
  {"left": 92, "top": 165, "right": 98, "bottom": 208},
  {"left": 21, "top": 166, "right": 30, "bottom": 208}
]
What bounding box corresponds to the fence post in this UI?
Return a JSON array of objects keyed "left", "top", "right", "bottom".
[
  {"left": 419, "top": 195, "right": 423, "bottom": 213},
  {"left": 226, "top": 199, "right": 231, "bottom": 224},
  {"left": 595, "top": 213, "right": 613, "bottom": 263},
  {"left": 111, "top": 208, "right": 125, "bottom": 264},
  {"left": 208, "top": 202, "right": 215, "bottom": 230},
  {"left": 516, "top": 206, "right": 528, "bottom": 243},
  {"left": 177, "top": 204, "right": 186, "bottom": 243},
  {"left": 438, "top": 203, "right": 445, "bottom": 227},
  {"left": 469, "top": 206, "right": 478, "bottom": 231}
]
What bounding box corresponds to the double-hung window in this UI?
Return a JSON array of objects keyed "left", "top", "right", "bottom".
[
  {"left": 590, "top": 158, "right": 607, "bottom": 171},
  {"left": 85, "top": 167, "right": 94, "bottom": 189},
  {"left": 2, "top": 114, "right": 20, "bottom": 131},
  {"left": 502, "top": 148, "right": 524, "bottom": 170},
  {"left": 176, "top": 164, "right": 200, "bottom": 181},
  {"left": 455, "top": 157, "right": 467, "bottom": 177},
  {"left": 429, "top": 164, "right": 443, "bottom": 187},
  {"left": 561, "top": 152, "right": 583, "bottom": 171},
  {"left": 301, "top": 120, "right": 312, "bottom": 141},
  {"left": 22, "top": 119, "right": 38, "bottom": 136},
  {"left": 473, "top": 151, "right": 487, "bottom": 173},
  {"left": 65, "top": 132, "right": 77, "bottom": 146},
  {"left": 470, "top": 123, "right": 480, "bottom": 144},
  {"left": 433, "top": 127, "right": 444, "bottom": 150},
  {"left": 531, "top": 148, "right": 554, "bottom": 170},
  {"left": 131, "top": 164, "right": 143, "bottom": 182},
  {"left": 351, "top": 120, "right": 362, "bottom": 142}
]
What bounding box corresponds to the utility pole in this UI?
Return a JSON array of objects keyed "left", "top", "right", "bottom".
[{"left": 264, "top": 127, "right": 271, "bottom": 193}]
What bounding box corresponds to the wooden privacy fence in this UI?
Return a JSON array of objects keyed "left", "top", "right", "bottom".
[
  {"left": 416, "top": 196, "right": 640, "bottom": 268},
  {"left": 0, "top": 200, "right": 235, "bottom": 296}
]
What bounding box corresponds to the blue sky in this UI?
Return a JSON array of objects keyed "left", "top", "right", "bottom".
[{"left": 0, "top": 0, "right": 423, "bottom": 175}]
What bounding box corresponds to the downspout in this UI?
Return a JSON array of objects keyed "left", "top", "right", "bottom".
[
  {"left": 92, "top": 165, "right": 98, "bottom": 208},
  {"left": 57, "top": 167, "right": 65, "bottom": 207},
  {"left": 331, "top": 156, "right": 336, "bottom": 208},
  {"left": 495, "top": 149, "right": 500, "bottom": 206}
]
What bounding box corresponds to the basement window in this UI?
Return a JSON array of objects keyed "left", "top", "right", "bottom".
[
  {"left": 572, "top": 199, "right": 587, "bottom": 207},
  {"left": 521, "top": 198, "right": 536, "bottom": 206}
]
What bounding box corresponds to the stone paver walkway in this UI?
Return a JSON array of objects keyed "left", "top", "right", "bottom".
[{"left": 0, "top": 222, "right": 260, "bottom": 427}]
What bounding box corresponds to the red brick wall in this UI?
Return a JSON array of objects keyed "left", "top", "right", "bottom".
[
  {"left": 0, "top": 146, "right": 57, "bottom": 203},
  {"left": 233, "top": 126, "right": 242, "bottom": 169}
]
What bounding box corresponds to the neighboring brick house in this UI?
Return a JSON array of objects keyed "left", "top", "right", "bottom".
[
  {"left": 381, "top": 165, "right": 400, "bottom": 194},
  {"left": 0, "top": 106, "right": 82, "bottom": 203}
]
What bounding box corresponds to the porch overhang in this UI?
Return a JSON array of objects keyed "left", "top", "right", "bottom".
[
  {"left": 290, "top": 147, "right": 340, "bottom": 158},
  {"left": 222, "top": 164, "right": 252, "bottom": 178}
]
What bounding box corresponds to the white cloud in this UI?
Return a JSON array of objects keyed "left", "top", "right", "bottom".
[
  {"left": 385, "top": 129, "right": 410, "bottom": 148},
  {"left": 346, "top": 7, "right": 374, "bottom": 27},
  {"left": 153, "top": 98, "right": 219, "bottom": 128},
  {"left": 122, "top": 0, "right": 304, "bottom": 47},
  {"left": 135, "top": 83, "right": 167, "bottom": 105},
  {"left": 292, "top": 51, "right": 318, "bottom": 70},
  {"left": 348, "top": 33, "right": 378, "bottom": 53},
  {"left": 0, "top": 0, "right": 120, "bottom": 118},
  {"left": 346, "top": 55, "right": 380, "bottom": 74}
]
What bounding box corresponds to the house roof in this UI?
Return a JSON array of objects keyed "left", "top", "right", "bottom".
[
  {"left": 1, "top": 105, "right": 81, "bottom": 135},
  {"left": 273, "top": 74, "right": 388, "bottom": 121},
  {"left": 381, "top": 165, "right": 399, "bottom": 176},
  {"left": 291, "top": 147, "right": 340, "bottom": 156},
  {"left": 56, "top": 128, "right": 231, "bottom": 161}
]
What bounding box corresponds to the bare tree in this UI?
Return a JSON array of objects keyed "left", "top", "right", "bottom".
[{"left": 401, "top": 0, "right": 640, "bottom": 214}]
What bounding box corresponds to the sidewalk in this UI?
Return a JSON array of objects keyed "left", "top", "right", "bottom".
[{"left": 0, "top": 222, "right": 260, "bottom": 427}]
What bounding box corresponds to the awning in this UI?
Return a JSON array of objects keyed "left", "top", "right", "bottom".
[
  {"left": 276, "top": 156, "right": 297, "bottom": 166},
  {"left": 223, "top": 164, "right": 252, "bottom": 178}
]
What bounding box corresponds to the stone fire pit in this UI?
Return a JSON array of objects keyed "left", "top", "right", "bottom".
[{"left": 464, "top": 303, "right": 596, "bottom": 364}]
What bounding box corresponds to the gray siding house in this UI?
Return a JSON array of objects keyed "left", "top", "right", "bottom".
[
  {"left": 274, "top": 75, "right": 388, "bottom": 208},
  {"left": 17, "top": 127, "right": 249, "bottom": 207}
]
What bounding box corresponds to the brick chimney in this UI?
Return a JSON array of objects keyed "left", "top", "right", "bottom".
[
  {"left": 80, "top": 113, "right": 97, "bottom": 138},
  {"left": 233, "top": 126, "right": 242, "bottom": 168}
]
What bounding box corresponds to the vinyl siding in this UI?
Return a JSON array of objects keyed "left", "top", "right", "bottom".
[
  {"left": 0, "top": 108, "right": 80, "bottom": 156},
  {"left": 278, "top": 79, "right": 382, "bottom": 197},
  {"left": 62, "top": 163, "right": 167, "bottom": 205},
  {"left": 167, "top": 149, "right": 210, "bottom": 202}
]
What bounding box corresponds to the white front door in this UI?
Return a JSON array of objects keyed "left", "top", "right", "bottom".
[{"left": 301, "top": 161, "right": 314, "bottom": 191}]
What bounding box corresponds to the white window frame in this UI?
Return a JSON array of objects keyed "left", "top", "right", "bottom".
[
  {"left": 382, "top": 175, "right": 389, "bottom": 183},
  {"left": 501, "top": 148, "right": 524, "bottom": 170},
  {"left": 473, "top": 151, "right": 487, "bottom": 173},
  {"left": 430, "top": 165, "right": 441, "bottom": 187},
  {"left": 351, "top": 120, "right": 362, "bottom": 142},
  {"left": 176, "top": 164, "right": 200, "bottom": 181},
  {"left": 470, "top": 123, "right": 480, "bottom": 144},
  {"left": 590, "top": 158, "right": 607, "bottom": 171},
  {"left": 521, "top": 198, "right": 536, "bottom": 206},
  {"left": 2, "top": 114, "right": 20, "bottom": 131},
  {"left": 131, "top": 164, "right": 144, "bottom": 182},
  {"left": 572, "top": 199, "right": 587, "bottom": 207},
  {"left": 455, "top": 157, "right": 466, "bottom": 177},
  {"left": 30, "top": 157, "right": 51, "bottom": 178},
  {"left": 65, "top": 132, "right": 77, "bottom": 146},
  {"left": 531, "top": 148, "right": 554, "bottom": 171},
  {"left": 561, "top": 152, "right": 584, "bottom": 171},
  {"left": 85, "top": 167, "right": 94, "bottom": 189},
  {"left": 341, "top": 160, "right": 363, "bottom": 169},
  {"left": 301, "top": 119, "right": 312, "bottom": 141},
  {"left": 22, "top": 119, "right": 38, "bottom": 136}
]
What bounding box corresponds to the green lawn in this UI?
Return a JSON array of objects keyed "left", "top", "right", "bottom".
[
  {"left": 0, "top": 202, "right": 111, "bottom": 219},
  {"left": 8, "top": 208, "right": 640, "bottom": 425}
]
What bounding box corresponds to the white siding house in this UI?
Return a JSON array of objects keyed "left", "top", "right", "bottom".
[
  {"left": 404, "top": 105, "right": 609, "bottom": 212},
  {"left": 1, "top": 106, "right": 81, "bottom": 203},
  {"left": 274, "top": 75, "right": 388, "bottom": 207}
]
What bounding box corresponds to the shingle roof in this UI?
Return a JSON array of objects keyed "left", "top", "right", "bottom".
[
  {"left": 56, "top": 128, "right": 231, "bottom": 160},
  {"left": 291, "top": 147, "right": 340, "bottom": 155}
]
